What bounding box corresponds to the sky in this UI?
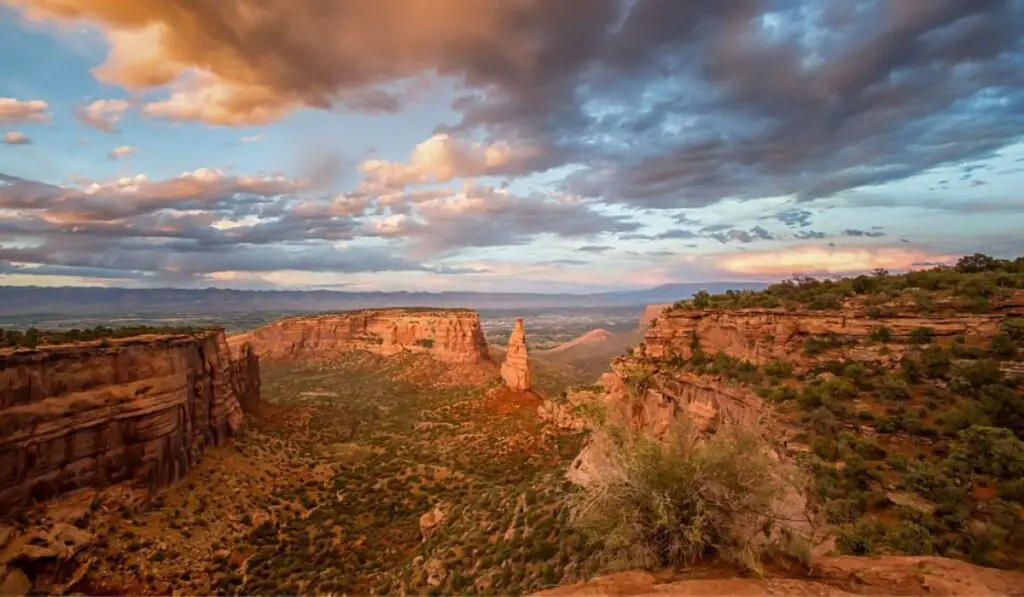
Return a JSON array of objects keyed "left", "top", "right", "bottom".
[{"left": 1, "top": 0, "right": 1023, "bottom": 294}]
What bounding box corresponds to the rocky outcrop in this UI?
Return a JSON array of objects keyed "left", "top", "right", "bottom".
[
  {"left": 0, "top": 330, "right": 256, "bottom": 511},
  {"left": 229, "top": 308, "right": 490, "bottom": 364},
  {"left": 639, "top": 303, "right": 671, "bottom": 328},
  {"left": 231, "top": 342, "right": 261, "bottom": 413},
  {"left": 534, "top": 556, "right": 1024, "bottom": 596},
  {"left": 501, "top": 318, "right": 531, "bottom": 391}
]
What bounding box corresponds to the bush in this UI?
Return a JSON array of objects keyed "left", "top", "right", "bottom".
[
  {"left": 569, "top": 413, "right": 786, "bottom": 572},
  {"left": 868, "top": 326, "right": 893, "bottom": 343},
  {"left": 878, "top": 376, "right": 912, "bottom": 401},
  {"left": 909, "top": 327, "right": 935, "bottom": 345},
  {"left": 989, "top": 334, "right": 1017, "bottom": 360}
]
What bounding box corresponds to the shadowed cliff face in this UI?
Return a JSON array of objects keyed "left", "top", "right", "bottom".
[
  {"left": 0, "top": 330, "right": 258, "bottom": 511},
  {"left": 229, "top": 309, "right": 491, "bottom": 364}
]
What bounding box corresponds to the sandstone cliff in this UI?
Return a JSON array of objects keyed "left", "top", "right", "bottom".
[
  {"left": 501, "top": 318, "right": 531, "bottom": 391},
  {"left": 0, "top": 330, "right": 257, "bottom": 511},
  {"left": 644, "top": 305, "right": 1015, "bottom": 369},
  {"left": 229, "top": 308, "right": 491, "bottom": 364},
  {"left": 639, "top": 303, "right": 671, "bottom": 328}
]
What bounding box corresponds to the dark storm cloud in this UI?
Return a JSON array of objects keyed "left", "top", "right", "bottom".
[
  {"left": 844, "top": 228, "right": 886, "bottom": 238},
  {"left": 18, "top": 0, "right": 1024, "bottom": 211}
]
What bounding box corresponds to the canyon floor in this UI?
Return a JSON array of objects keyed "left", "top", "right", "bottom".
[{"left": 10, "top": 351, "right": 600, "bottom": 596}]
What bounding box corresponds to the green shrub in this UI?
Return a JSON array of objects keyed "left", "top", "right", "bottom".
[
  {"left": 569, "top": 413, "right": 786, "bottom": 571},
  {"left": 989, "top": 334, "right": 1017, "bottom": 360},
  {"left": 1001, "top": 318, "right": 1024, "bottom": 343},
  {"left": 909, "top": 327, "right": 935, "bottom": 345},
  {"left": 836, "top": 519, "right": 886, "bottom": 556},
  {"left": 869, "top": 326, "right": 893, "bottom": 343},
  {"left": 763, "top": 360, "right": 793, "bottom": 379},
  {"left": 878, "top": 376, "right": 911, "bottom": 401}
]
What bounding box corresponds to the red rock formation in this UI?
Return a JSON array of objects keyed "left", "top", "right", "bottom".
[
  {"left": 639, "top": 303, "right": 671, "bottom": 328},
  {"left": 231, "top": 342, "right": 261, "bottom": 413},
  {"left": 645, "top": 306, "right": 1016, "bottom": 370},
  {"left": 501, "top": 318, "right": 531, "bottom": 391},
  {"left": 0, "top": 330, "right": 256, "bottom": 511},
  {"left": 229, "top": 308, "right": 491, "bottom": 364}
]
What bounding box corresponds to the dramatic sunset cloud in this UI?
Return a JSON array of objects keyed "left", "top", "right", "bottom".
[{"left": 2, "top": 1, "right": 1023, "bottom": 290}]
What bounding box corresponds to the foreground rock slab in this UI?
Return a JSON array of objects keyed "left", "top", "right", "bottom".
[{"left": 534, "top": 556, "right": 1024, "bottom": 596}]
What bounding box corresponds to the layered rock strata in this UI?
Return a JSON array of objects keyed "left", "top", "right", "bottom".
[
  {"left": 501, "top": 318, "right": 531, "bottom": 391},
  {"left": 644, "top": 304, "right": 1022, "bottom": 370},
  {"left": 229, "top": 308, "right": 491, "bottom": 364},
  {"left": 0, "top": 330, "right": 256, "bottom": 511}
]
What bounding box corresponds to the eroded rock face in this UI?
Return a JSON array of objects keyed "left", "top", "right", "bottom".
[
  {"left": 231, "top": 342, "right": 261, "bottom": 413},
  {"left": 645, "top": 307, "right": 1011, "bottom": 369},
  {"left": 639, "top": 303, "right": 671, "bottom": 329},
  {"left": 229, "top": 308, "right": 491, "bottom": 364},
  {"left": 0, "top": 331, "right": 257, "bottom": 511},
  {"left": 501, "top": 318, "right": 531, "bottom": 391}
]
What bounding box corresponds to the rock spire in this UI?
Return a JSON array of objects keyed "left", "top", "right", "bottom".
[{"left": 501, "top": 318, "right": 531, "bottom": 391}]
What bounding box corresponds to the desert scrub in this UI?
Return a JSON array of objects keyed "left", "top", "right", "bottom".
[{"left": 567, "top": 411, "right": 788, "bottom": 573}]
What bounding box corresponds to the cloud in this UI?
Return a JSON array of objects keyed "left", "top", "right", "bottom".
[
  {"left": 0, "top": 169, "right": 637, "bottom": 285},
  {"left": 77, "top": 99, "right": 130, "bottom": 132},
  {"left": 362, "top": 185, "right": 640, "bottom": 257},
  {"left": 655, "top": 229, "right": 698, "bottom": 240},
  {"left": 0, "top": 97, "right": 48, "bottom": 123},
  {"left": 240, "top": 134, "right": 263, "bottom": 144},
  {"left": 0, "top": 169, "right": 307, "bottom": 223},
  {"left": 717, "top": 246, "right": 956, "bottom": 277},
  {"left": 2, "top": 132, "right": 31, "bottom": 145},
  {"left": 770, "top": 208, "right": 814, "bottom": 228},
  {"left": 359, "top": 134, "right": 547, "bottom": 191},
  {"left": 108, "top": 145, "right": 136, "bottom": 159},
  {"left": 11, "top": 0, "right": 1024, "bottom": 214},
  {"left": 844, "top": 228, "right": 885, "bottom": 238},
  {"left": 577, "top": 245, "right": 613, "bottom": 253}
]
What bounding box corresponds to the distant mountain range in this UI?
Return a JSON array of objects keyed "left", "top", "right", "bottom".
[{"left": 0, "top": 282, "right": 768, "bottom": 315}]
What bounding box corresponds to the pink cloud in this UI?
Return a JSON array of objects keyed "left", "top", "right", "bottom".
[{"left": 717, "top": 246, "right": 957, "bottom": 277}]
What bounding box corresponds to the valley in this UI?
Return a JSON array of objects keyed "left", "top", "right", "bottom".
[{"left": 3, "top": 257, "right": 1024, "bottom": 596}]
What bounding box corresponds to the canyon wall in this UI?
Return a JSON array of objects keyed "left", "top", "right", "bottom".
[
  {"left": 230, "top": 308, "right": 491, "bottom": 364},
  {"left": 644, "top": 306, "right": 1016, "bottom": 369},
  {"left": 0, "top": 330, "right": 257, "bottom": 511},
  {"left": 565, "top": 296, "right": 1024, "bottom": 486}
]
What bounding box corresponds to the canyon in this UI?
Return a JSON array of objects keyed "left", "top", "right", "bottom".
[
  {"left": 3, "top": 269, "right": 1024, "bottom": 595},
  {"left": 0, "top": 330, "right": 259, "bottom": 512}
]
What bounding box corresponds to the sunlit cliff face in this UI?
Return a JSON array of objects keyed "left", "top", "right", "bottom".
[{"left": 2, "top": 0, "right": 1023, "bottom": 290}]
